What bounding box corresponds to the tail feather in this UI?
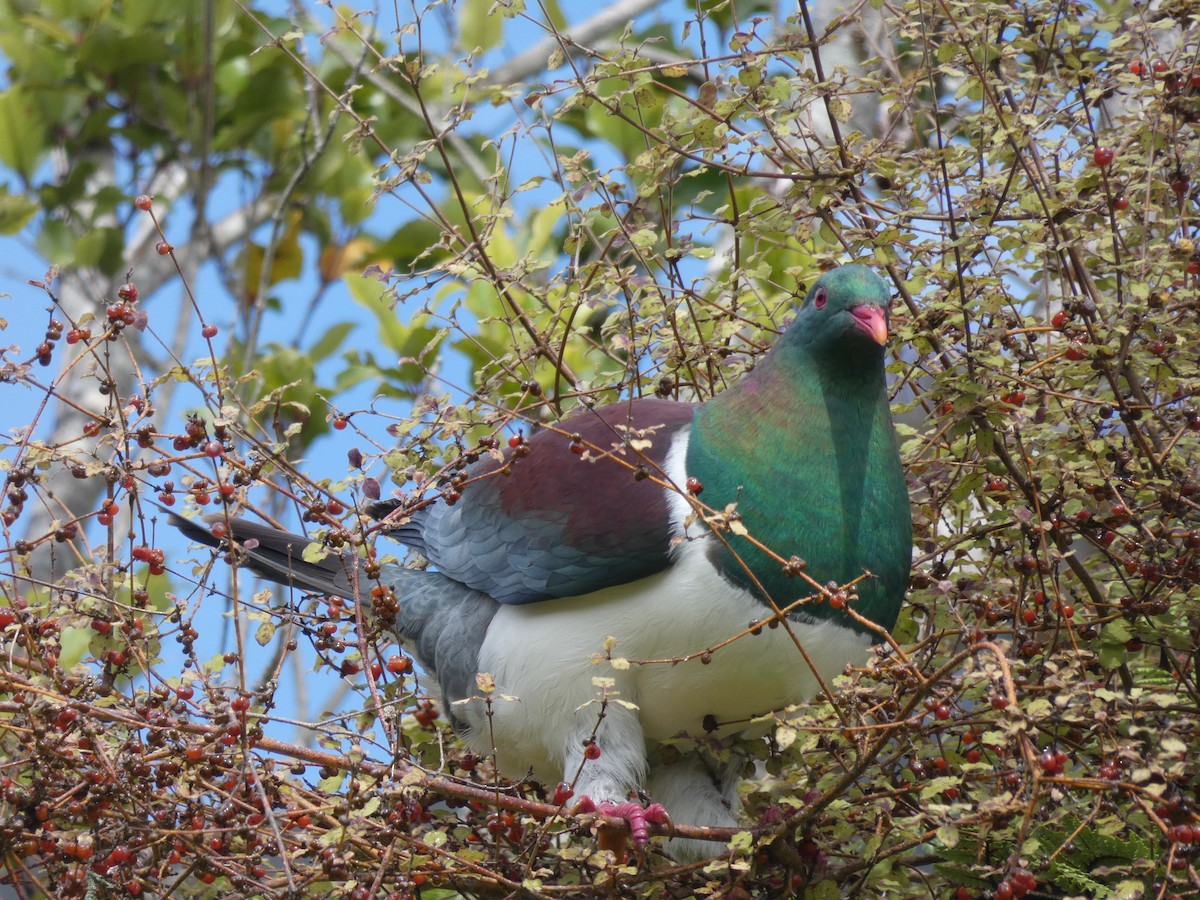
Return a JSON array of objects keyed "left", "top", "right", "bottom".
[
  {"left": 169, "top": 512, "right": 497, "bottom": 718},
  {"left": 169, "top": 512, "right": 360, "bottom": 597}
]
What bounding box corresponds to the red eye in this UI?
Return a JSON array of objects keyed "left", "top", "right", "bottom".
[{"left": 813, "top": 286, "right": 827, "bottom": 310}]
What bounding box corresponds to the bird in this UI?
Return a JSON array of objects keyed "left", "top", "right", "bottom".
[{"left": 171, "top": 264, "right": 912, "bottom": 860}]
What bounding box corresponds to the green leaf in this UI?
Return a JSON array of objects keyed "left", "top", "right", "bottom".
[
  {"left": 255, "top": 621, "right": 276, "bottom": 646},
  {"left": 59, "top": 626, "right": 92, "bottom": 670},
  {"left": 805, "top": 880, "right": 842, "bottom": 900},
  {"left": 0, "top": 87, "right": 46, "bottom": 178},
  {"left": 73, "top": 226, "right": 124, "bottom": 276},
  {"left": 1098, "top": 620, "right": 1132, "bottom": 669},
  {"left": 309, "top": 321, "right": 356, "bottom": 363},
  {"left": 460, "top": 0, "right": 501, "bottom": 50},
  {"left": 0, "top": 186, "right": 37, "bottom": 234}
]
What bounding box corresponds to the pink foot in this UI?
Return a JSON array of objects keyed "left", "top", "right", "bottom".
[{"left": 574, "top": 796, "right": 672, "bottom": 848}]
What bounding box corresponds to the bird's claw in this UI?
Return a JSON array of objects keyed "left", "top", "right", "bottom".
[{"left": 573, "top": 797, "right": 672, "bottom": 848}]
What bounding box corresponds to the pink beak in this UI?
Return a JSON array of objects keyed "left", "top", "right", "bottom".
[{"left": 850, "top": 305, "right": 888, "bottom": 345}]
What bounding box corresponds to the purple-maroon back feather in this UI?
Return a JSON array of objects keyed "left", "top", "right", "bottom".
[{"left": 389, "top": 398, "right": 697, "bottom": 603}]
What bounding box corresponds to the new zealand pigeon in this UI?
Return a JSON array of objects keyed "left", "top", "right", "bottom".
[{"left": 172, "top": 264, "right": 912, "bottom": 859}]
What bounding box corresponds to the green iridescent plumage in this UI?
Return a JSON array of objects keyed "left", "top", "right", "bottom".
[{"left": 685, "top": 265, "right": 911, "bottom": 633}]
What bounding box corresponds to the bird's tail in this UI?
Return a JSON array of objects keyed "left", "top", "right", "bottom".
[{"left": 168, "top": 512, "right": 497, "bottom": 716}]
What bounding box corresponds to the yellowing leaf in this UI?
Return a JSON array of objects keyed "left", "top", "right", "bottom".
[{"left": 776, "top": 723, "right": 797, "bottom": 750}]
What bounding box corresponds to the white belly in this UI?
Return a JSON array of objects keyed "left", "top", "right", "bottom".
[{"left": 465, "top": 546, "right": 868, "bottom": 781}]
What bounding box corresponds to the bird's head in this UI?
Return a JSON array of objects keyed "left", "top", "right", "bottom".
[{"left": 784, "top": 265, "right": 894, "bottom": 359}]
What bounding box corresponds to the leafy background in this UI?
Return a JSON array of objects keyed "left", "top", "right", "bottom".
[{"left": 0, "top": 0, "right": 1197, "bottom": 897}]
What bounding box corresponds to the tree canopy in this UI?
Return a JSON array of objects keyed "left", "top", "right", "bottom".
[{"left": 0, "top": 0, "right": 1198, "bottom": 897}]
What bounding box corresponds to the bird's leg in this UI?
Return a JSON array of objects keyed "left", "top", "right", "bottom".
[
  {"left": 643, "top": 747, "right": 743, "bottom": 860},
  {"left": 560, "top": 710, "right": 670, "bottom": 852},
  {"left": 573, "top": 796, "right": 671, "bottom": 855}
]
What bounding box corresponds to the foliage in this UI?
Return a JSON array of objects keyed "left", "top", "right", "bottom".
[{"left": 0, "top": 0, "right": 1198, "bottom": 897}]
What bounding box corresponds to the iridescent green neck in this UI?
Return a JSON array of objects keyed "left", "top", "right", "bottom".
[{"left": 686, "top": 343, "right": 909, "bottom": 634}]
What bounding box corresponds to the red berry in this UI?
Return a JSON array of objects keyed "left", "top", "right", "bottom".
[
  {"left": 1093, "top": 146, "right": 1114, "bottom": 168},
  {"left": 995, "top": 881, "right": 1013, "bottom": 900},
  {"left": 108, "top": 844, "right": 132, "bottom": 864},
  {"left": 1113, "top": 194, "right": 1129, "bottom": 211},
  {"left": 155, "top": 240, "right": 172, "bottom": 255},
  {"left": 686, "top": 476, "right": 703, "bottom": 494},
  {"left": 1171, "top": 178, "right": 1189, "bottom": 196},
  {"left": 1051, "top": 309, "right": 1068, "bottom": 329},
  {"left": 333, "top": 416, "right": 348, "bottom": 430},
  {"left": 134, "top": 195, "right": 153, "bottom": 211},
  {"left": 201, "top": 323, "right": 218, "bottom": 339},
  {"left": 385, "top": 655, "right": 411, "bottom": 674},
  {"left": 1188, "top": 260, "right": 1200, "bottom": 275},
  {"left": 210, "top": 522, "right": 227, "bottom": 539},
  {"left": 0, "top": 608, "right": 15, "bottom": 628},
  {"left": 508, "top": 434, "right": 523, "bottom": 449},
  {"left": 990, "top": 694, "right": 1009, "bottom": 710},
  {"left": 568, "top": 439, "right": 584, "bottom": 454},
  {"left": 1038, "top": 749, "right": 1065, "bottom": 774},
  {"left": 1064, "top": 340, "right": 1086, "bottom": 361},
  {"left": 1129, "top": 60, "right": 1145, "bottom": 76},
  {"left": 1152, "top": 59, "right": 1168, "bottom": 78},
  {"left": 1012, "top": 868, "right": 1036, "bottom": 891},
  {"left": 934, "top": 704, "right": 951, "bottom": 720},
  {"left": 117, "top": 282, "right": 138, "bottom": 303},
  {"left": 1000, "top": 390, "right": 1026, "bottom": 406},
  {"left": 553, "top": 782, "right": 574, "bottom": 805},
  {"left": 584, "top": 742, "right": 601, "bottom": 760},
  {"left": 204, "top": 440, "right": 223, "bottom": 458}
]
